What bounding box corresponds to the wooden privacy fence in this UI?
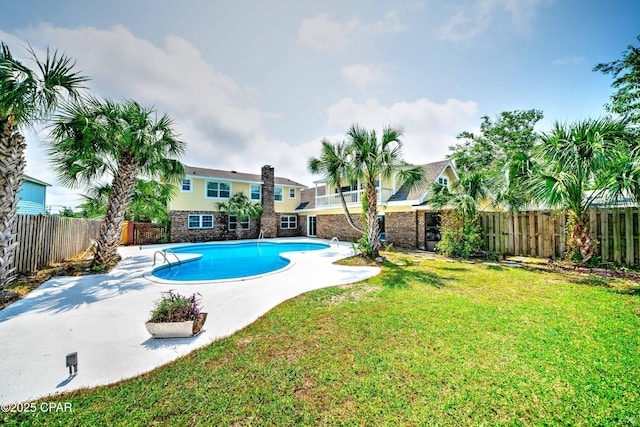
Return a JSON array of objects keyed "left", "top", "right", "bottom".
[
  {"left": 479, "top": 208, "right": 640, "bottom": 266},
  {"left": 11, "top": 215, "right": 102, "bottom": 274}
]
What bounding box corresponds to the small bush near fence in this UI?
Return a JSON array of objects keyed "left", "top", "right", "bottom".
[{"left": 12, "top": 215, "right": 102, "bottom": 274}]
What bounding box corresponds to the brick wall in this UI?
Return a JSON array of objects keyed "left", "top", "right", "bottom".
[
  {"left": 170, "top": 211, "right": 260, "bottom": 242},
  {"left": 316, "top": 214, "right": 364, "bottom": 242},
  {"left": 386, "top": 211, "right": 418, "bottom": 249}
]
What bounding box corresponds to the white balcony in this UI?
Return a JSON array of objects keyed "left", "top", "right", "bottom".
[{"left": 316, "top": 188, "right": 394, "bottom": 208}]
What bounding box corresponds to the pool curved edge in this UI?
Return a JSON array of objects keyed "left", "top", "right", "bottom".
[{"left": 143, "top": 254, "right": 299, "bottom": 285}]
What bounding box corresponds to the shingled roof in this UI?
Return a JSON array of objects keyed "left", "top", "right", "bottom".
[
  {"left": 183, "top": 165, "right": 307, "bottom": 188},
  {"left": 387, "top": 160, "right": 455, "bottom": 203}
]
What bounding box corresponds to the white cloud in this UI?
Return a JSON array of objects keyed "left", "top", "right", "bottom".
[
  {"left": 438, "top": 0, "right": 553, "bottom": 42},
  {"left": 298, "top": 11, "right": 404, "bottom": 51},
  {"left": 341, "top": 64, "right": 385, "bottom": 90},
  {"left": 326, "top": 97, "right": 479, "bottom": 164},
  {"left": 551, "top": 55, "right": 585, "bottom": 66},
  {"left": 1, "top": 24, "right": 294, "bottom": 208}
]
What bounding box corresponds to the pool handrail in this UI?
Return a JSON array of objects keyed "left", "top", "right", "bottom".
[{"left": 152, "top": 249, "right": 181, "bottom": 267}]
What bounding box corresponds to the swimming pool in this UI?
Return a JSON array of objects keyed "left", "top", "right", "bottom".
[{"left": 151, "top": 241, "right": 330, "bottom": 282}]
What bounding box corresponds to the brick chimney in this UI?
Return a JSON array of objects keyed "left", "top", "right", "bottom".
[{"left": 260, "top": 165, "right": 277, "bottom": 237}]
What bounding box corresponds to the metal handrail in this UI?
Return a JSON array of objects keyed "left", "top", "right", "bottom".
[
  {"left": 330, "top": 237, "right": 340, "bottom": 247},
  {"left": 258, "top": 229, "right": 265, "bottom": 240},
  {"left": 152, "top": 249, "right": 181, "bottom": 267}
]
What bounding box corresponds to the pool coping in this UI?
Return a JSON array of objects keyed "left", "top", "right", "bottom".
[{"left": 145, "top": 240, "right": 333, "bottom": 285}]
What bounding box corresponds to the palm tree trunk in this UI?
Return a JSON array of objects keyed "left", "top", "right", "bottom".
[
  {"left": 365, "top": 181, "right": 381, "bottom": 257},
  {"left": 337, "top": 180, "right": 364, "bottom": 234},
  {"left": 0, "top": 119, "right": 26, "bottom": 289},
  {"left": 567, "top": 211, "right": 593, "bottom": 265},
  {"left": 93, "top": 156, "right": 138, "bottom": 266}
]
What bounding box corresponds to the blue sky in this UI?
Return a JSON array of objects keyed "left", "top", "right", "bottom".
[{"left": 1, "top": 0, "right": 639, "bottom": 210}]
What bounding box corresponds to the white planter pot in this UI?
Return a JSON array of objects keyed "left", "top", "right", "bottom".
[{"left": 145, "top": 313, "right": 207, "bottom": 338}]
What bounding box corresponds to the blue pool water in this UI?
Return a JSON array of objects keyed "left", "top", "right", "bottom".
[{"left": 151, "top": 241, "right": 329, "bottom": 282}]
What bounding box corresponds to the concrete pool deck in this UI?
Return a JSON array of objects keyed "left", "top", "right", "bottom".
[{"left": 0, "top": 238, "right": 380, "bottom": 405}]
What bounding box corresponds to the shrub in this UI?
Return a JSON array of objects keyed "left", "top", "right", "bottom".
[
  {"left": 149, "top": 290, "right": 202, "bottom": 323},
  {"left": 435, "top": 211, "right": 483, "bottom": 259}
]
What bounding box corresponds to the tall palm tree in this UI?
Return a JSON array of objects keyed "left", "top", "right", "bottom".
[
  {"left": 0, "top": 43, "right": 87, "bottom": 289},
  {"left": 49, "top": 97, "right": 185, "bottom": 266},
  {"left": 308, "top": 140, "right": 363, "bottom": 233},
  {"left": 347, "top": 124, "right": 425, "bottom": 257},
  {"left": 529, "top": 117, "right": 632, "bottom": 264},
  {"left": 217, "top": 192, "right": 263, "bottom": 239}
]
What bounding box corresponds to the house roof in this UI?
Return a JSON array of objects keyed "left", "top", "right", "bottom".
[
  {"left": 183, "top": 165, "right": 307, "bottom": 188},
  {"left": 295, "top": 186, "right": 325, "bottom": 210},
  {"left": 387, "top": 160, "right": 455, "bottom": 202},
  {"left": 22, "top": 174, "right": 51, "bottom": 187}
]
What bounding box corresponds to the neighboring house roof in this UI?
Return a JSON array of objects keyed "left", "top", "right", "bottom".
[
  {"left": 183, "top": 165, "right": 307, "bottom": 188},
  {"left": 22, "top": 174, "right": 51, "bottom": 187},
  {"left": 388, "top": 160, "right": 456, "bottom": 203}
]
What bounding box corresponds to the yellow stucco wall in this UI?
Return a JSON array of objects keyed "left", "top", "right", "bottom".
[{"left": 170, "top": 177, "right": 300, "bottom": 213}]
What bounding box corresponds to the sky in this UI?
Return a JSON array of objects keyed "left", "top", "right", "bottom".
[{"left": 1, "top": 0, "right": 639, "bottom": 211}]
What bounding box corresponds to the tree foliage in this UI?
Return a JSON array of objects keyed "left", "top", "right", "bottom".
[
  {"left": 49, "top": 98, "right": 185, "bottom": 266},
  {"left": 448, "top": 109, "right": 543, "bottom": 211},
  {"left": 594, "top": 34, "right": 640, "bottom": 123}
]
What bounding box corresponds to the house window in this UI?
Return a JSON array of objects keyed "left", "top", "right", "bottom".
[
  {"left": 274, "top": 187, "right": 283, "bottom": 202},
  {"left": 250, "top": 184, "right": 261, "bottom": 201},
  {"left": 438, "top": 176, "right": 449, "bottom": 187},
  {"left": 206, "top": 181, "right": 231, "bottom": 199},
  {"left": 289, "top": 188, "right": 296, "bottom": 199},
  {"left": 228, "top": 215, "right": 250, "bottom": 231},
  {"left": 281, "top": 215, "right": 297, "bottom": 229},
  {"left": 188, "top": 214, "right": 213, "bottom": 229},
  {"left": 181, "top": 179, "right": 192, "bottom": 192}
]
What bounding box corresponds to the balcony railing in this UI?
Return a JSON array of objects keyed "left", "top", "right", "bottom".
[{"left": 316, "top": 188, "right": 394, "bottom": 208}]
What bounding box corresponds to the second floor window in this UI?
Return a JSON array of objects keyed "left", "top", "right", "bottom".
[
  {"left": 250, "top": 185, "right": 261, "bottom": 201},
  {"left": 181, "top": 179, "right": 192, "bottom": 192},
  {"left": 207, "top": 181, "right": 231, "bottom": 198},
  {"left": 289, "top": 188, "right": 296, "bottom": 199},
  {"left": 438, "top": 176, "right": 449, "bottom": 187},
  {"left": 274, "top": 187, "right": 283, "bottom": 202}
]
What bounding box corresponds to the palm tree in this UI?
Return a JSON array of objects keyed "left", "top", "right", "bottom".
[
  {"left": 426, "top": 171, "right": 488, "bottom": 258},
  {"left": 49, "top": 98, "right": 185, "bottom": 266},
  {"left": 529, "top": 117, "right": 632, "bottom": 264},
  {"left": 347, "top": 124, "right": 425, "bottom": 257},
  {"left": 217, "top": 192, "right": 264, "bottom": 239},
  {"left": 308, "top": 140, "right": 363, "bottom": 233},
  {"left": 0, "top": 43, "right": 87, "bottom": 289}
]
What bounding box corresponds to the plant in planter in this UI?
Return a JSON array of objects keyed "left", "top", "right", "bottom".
[{"left": 145, "top": 290, "right": 207, "bottom": 338}]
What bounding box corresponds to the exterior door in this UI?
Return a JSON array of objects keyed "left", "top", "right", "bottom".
[
  {"left": 424, "top": 212, "right": 441, "bottom": 251},
  {"left": 307, "top": 216, "right": 317, "bottom": 237}
]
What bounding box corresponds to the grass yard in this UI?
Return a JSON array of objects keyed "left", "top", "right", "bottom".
[{"left": 4, "top": 252, "right": 640, "bottom": 426}]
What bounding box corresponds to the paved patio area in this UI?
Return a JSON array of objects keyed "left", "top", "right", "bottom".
[{"left": 0, "top": 238, "right": 380, "bottom": 404}]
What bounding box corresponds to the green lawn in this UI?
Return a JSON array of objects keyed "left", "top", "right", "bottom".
[{"left": 5, "top": 253, "right": 640, "bottom": 426}]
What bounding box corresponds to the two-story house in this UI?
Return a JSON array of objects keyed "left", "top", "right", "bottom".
[
  {"left": 295, "top": 160, "right": 458, "bottom": 249},
  {"left": 169, "top": 165, "right": 307, "bottom": 242}
]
